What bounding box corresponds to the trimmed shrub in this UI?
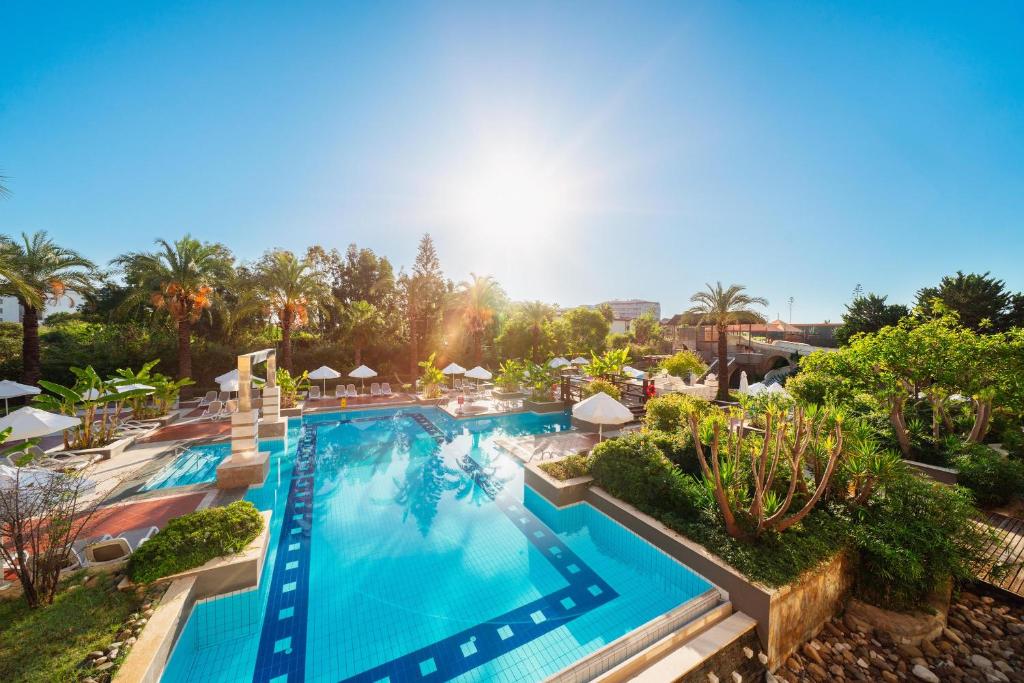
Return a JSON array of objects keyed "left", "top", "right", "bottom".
[
  {"left": 645, "top": 428, "right": 699, "bottom": 475},
  {"left": 643, "top": 394, "right": 714, "bottom": 433},
  {"left": 128, "top": 501, "right": 264, "bottom": 584},
  {"left": 581, "top": 379, "right": 621, "bottom": 401},
  {"left": 849, "top": 473, "right": 992, "bottom": 611},
  {"left": 952, "top": 446, "right": 1024, "bottom": 507},
  {"left": 588, "top": 432, "right": 700, "bottom": 515},
  {"left": 659, "top": 350, "right": 706, "bottom": 379},
  {"left": 539, "top": 454, "right": 590, "bottom": 481}
]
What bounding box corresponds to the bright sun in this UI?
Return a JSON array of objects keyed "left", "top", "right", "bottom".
[{"left": 450, "top": 149, "right": 576, "bottom": 236}]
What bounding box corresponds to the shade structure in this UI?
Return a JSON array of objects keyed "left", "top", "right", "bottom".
[
  {"left": 622, "top": 366, "right": 645, "bottom": 379},
  {"left": 441, "top": 363, "right": 466, "bottom": 389},
  {"left": 570, "top": 357, "right": 589, "bottom": 366},
  {"left": 548, "top": 357, "right": 570, "bottom": 369},
  {"left": 0, "top": 407, "right": 81, "bottom": 441},
  {"left": 465, "top": 366, "right": 492, "bottom": 381},
  {"left": 766, "top": 383, "right": 789, "bottom": 396},
  {"left": 738, "top": 371, "right": 749, "bottom": 393},
  {"left": 219, "top": 371, "right": 265, "bottom": 394},
  {"left": 0, "top": 380, "right": 41, "bottom": 414},
  {"left": 349, "top": 364, "right": 377, "bottom": 390},
  {"left": 745, "top": 382, "right": 768, "bottom": 396},
  {"left": 572, "top": 392, "right": 633, "bottom": 441},
  {"left": 309, "top": 365, "right": 342, "bottom": 392}
]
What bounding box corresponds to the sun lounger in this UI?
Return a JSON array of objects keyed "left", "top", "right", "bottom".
[
  {"left": 225, "top": 399, "right": 238, "bottom": 416},
  {"left": 84, "top": 526, "right": 158, "bottom": 566},
  {"left": 202, "top": 399, "right": 223, "bottom": 420},
  {"left": 308, "top": 385, "right": 321, "bottom": 400},
  {"left": 346, "top": 384, "right": 357, "bottom": 397},
  {"left": 454, "top": 378, "right": 463, "bottom": 391},
  {"left": 381, "top": 382, "right": 392, "bottom": 396},
  {"left": 218, "top": 391, "right": 231, "bottom": 403},
  {"left": 198, "top": 390, "right": 217, "bottom": 407},
  {"left": 370, "top": 383, "right": 381, "bottom": 396},
  {"left": 334, "top": 385, "right": 346, "bottom": 399}
]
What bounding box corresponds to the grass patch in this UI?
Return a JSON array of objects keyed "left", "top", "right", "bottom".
[
  {"left": 128, "top": 500, "right": 264, "bottom": 583},
  {"left": 0, "top": 572, "right": 143, "bottom": 682},
  {"left": 538, "top": 454, "right": 590, "bottom": 481}
]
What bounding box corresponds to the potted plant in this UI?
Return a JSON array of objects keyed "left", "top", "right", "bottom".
[
  {"left": 521, "top": 361, "right": 565, "bottom": 413},
  {"left": 417, "top": 353, "right": 445, "bottom": 401},
  {"left": 493, "top": 359, "right": 526, "bottom": 398}
]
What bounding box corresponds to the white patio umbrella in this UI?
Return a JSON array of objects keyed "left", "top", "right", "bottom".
[
  {"left": 622, "top": 366, "right": 645, "bottom": 379},
  {"left": 572, "top": 392, "right": 633, "bottom": 441},
  {"left": 738, "top": 371, "right": 749, "bottom": 393},
  {"left": 216, "top": 369, "right": 265, "bottom": 394},
  {"left": 465, "top": 366, "right": 492, "bottom": 389},
  {"left": 548, "top": 357, "right": 570, "bottom": 369},
  {"left": 745, "top": 382, "right": 769, "bottom": 396},
  {"left": 441, "top": 363, "right": 466, "bottom": 389},
  {"left": 571, "top": 356, "right": 589, "bottom": 366},
  {"left": 0, "top": 407, "right": 81, "bottom": 441},
  {"left": 308, "top": 365, "right": 341, "bottom": 393},
  {"left": 349, "top": 364, "right": 378, "bottom": 390},
  {"left": 0, "top": 464, "right": 96, "bottom": 494},
  {"left": 0, "top": 380, "right": 40, "bottom": 415},
  {"left": 766, "top": 383, "right": 789, "bottom": 396}
]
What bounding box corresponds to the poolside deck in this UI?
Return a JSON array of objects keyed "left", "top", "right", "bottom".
[{"left": 977, "top": 512, "right": 1024, "bottom": 598}]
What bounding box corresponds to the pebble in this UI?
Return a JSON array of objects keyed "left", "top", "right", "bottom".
[
  {"left": 912, "top": 664, "right": 939, "bottom": 682},
  {"left": 95, "top": 662, "right": 114, "bottom": 673}
]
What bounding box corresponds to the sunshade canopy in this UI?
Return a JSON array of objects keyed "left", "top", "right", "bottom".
[
  {"left": 349, "top": 365, "right": 378, "bottom": 379},
  {"left": 465, "top": 366, "right": 492, "bottom": 380},
  {"left": 570, "top": 357, "right": 589, "bottom": 365},
  {"left": 441, "top": 363, "right": 466, "bottom": 375},
  {"left": 0, "top": 407, "right": 81, "bottom": 440},
  {"left": 571, "top": 392, "right": 633, "bottom": 426},
  {"left": 0, "top": 380, "right": 40, "bottom": 400},
  {"left": 548, "top": 357, "right": 570, "bottom": 368},
  {"left": 215, "top": 369, "right": 265, "bottom": 385},
  {"left": 308, "top": 365, "right": 342, "bottom": 380}
]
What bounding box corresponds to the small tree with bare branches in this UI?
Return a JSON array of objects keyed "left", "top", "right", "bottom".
[{"left": 685, "top": 403, "right": 845, "bottom": 539}]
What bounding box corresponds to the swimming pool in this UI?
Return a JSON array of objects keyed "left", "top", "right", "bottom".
[
  {"left": 162, "top": 408, "right": 712, "bottom": 682},
  {"left": 142, "top": 439, "right": 288, "bottom": 491}
]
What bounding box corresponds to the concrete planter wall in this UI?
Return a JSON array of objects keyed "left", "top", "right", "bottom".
[
  {"left": 904, "top": 459, "right": 959, "bottom": 485},
  {"left": 74, "top": 434, "right": 137, "bottom": 461},
  {"left": 527, "top": 472, "right": 853, "bottom": 671},
  {"left": 492, "top": 388, "right": 524, "bottom": 399},
  {"left": 522, "top": 398, "right": 568, "bottom": 413}
]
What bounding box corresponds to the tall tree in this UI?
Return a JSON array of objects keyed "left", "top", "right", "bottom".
[
  {"left": 916, "top": 271, "right": 1020, "bottom": 332},
  {"left": 834, "top": 293, "right": 909, "bottom": 346},
  {"left": 400, "top": 234, "right": 447, "bottom": 374},
  {"left": 115, "top": 235, "right": 234, "bottom": 379},
  {"left": 519, "top": 301, "right": 556, "bottom": 362},
  {"left": 686, "top": 282, "right": 768, "bottom": 401},
  {"left": 455, "top": 273, "right": 503, "bottom": 365},
  {"left": 0, "top": 232, "right": 94, "bottom": 385},
  {"left": 254, "top": 250, "right": 327, "bottom": 372},
  {"left": 560, "top": 306, "right": 610, "bottom": 356},
  {"left": 343, "top": 300, "right": 382, "bottom": 366}
]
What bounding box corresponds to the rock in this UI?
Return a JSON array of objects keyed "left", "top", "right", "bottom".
[
  {"left": 881, "top": 672, "right": 898, "bottom": 683},
  {"left": 125, "top": 637, "right": 136, "bottom": 646},
  {"left": 972, "top": 654, "right": 994, "bottom": 669},
  {"left": 921, "top": 639, "right": 941, "bottom": 657},
  {"left": 807, "top": 662, "right": 828, "bottom": 680},
  {"left": 93, "top": 657, "right": 108, "bottom": 667},
  {"left": 829, "top": 664, "right": 844, "bottom": 677},
  {"left": 108, "top": 648, "right": 119, "bottom": 660},
  {"left": 856, "top": 657, "right": 869, "bottom": 669},
  {"left": 943, "top": 627, "right": 965, "bottom": 645},
  {"left": 1006, "top": 623, "right": 1024, "bottom": 635},
  {"left": 95, "top": 662, "right": 114, "bottom": 673},
  {"left": 803, "top": 643, "right": 825, "bottom": 666},
  {"left": 786, "top": 656, "right": 802, "bottom": 673},
  {"left": 995, "top": 660, "right": 1012, "bottom": 673},
  {"left": 912, "top": 664, "right": 940, "bottom": 683},
  {"left": 89, "top": 651, "right": 105, "bottom": 659},
  {"left": 899, "top": 643, "right": 925, "bottom": 659}
]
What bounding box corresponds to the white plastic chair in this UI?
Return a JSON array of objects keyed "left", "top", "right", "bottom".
[
  {"left": 346, "top": 384, "right": 357, "bottom": 397},
  {"left": 308, "top": 386, "right": 321, "bottom": 400},
  {"left": 370, "top": 383, "right": 381, "bottom": 396},
  {"left": 381, "top": 383, "right": 392, "bottom": 396}
]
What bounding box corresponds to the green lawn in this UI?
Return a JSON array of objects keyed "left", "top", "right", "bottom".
[{"left": 0, "top": 572, "right": 144, "bottom": 682}]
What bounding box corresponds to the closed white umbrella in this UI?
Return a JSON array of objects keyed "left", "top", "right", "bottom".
[
  {"left": 738, "top": 371, "right": 749, "bottom": 394},
  {"left": 441, "top": 363, "right": 466, "bottom": 389},
  {"left": 0, "top": 380, "right": 40, "bottom": 415},
  {"left": 0, "top": 407, "right": 81, "bottom": 441},
  {"left": 548, "top": 357, "right": 570, "bottom": 369},
  {"left": 572, "top": 392, "right": 633, "bottom": 441},
  {"left": 349, "top": 364, "right": 378, "bottom": 390},
  {"left": 309, "top": 365, "right": 342, "bottom": 393}
]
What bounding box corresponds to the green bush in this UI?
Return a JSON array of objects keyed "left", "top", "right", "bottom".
[
  {"left": 952, "top": 445, "right": 1024, "bottom": 507},
  {"left": 589, "top": 432, "right": 701, "bottom": 516},
  {"left": 643, "top": 393, "right": 713, "bottom": 433},
  {"left": 539, "top": 454, "right": 590, "bottom": 480},
  {"left": 659, "top": 350, "right": 706, "bottom": 379},
  {"left": 849, "top": 473, "right": 992, "bottom": 611},
  {"left": 128, "top": 501, "right": 264, "bottom": 583},
  {"left": 645, "top": 428, "right": 699, "bottom": 475},
  {"left": 581, "top": 378, "right": 620, "bottom": 401}
]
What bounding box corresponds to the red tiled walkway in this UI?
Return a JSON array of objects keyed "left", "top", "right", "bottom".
[
  {"left": 140, "top": 420, "right": 231, "bottom": 443},
  {"left": 80, "top": 492, "right": 207, "bottom": 538}
]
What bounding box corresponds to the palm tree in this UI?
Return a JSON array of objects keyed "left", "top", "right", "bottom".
[
  {"left": 0, "top": 232, "right": 95, "bottom": 385},
  {"left": 456, "top": 273, "right": 502, "bottom": 365},
  {"left": 344, "top": 300, "right": 382, "bottom": 366},
  {"left": 255, "top": 250, "right": 326, "bottom": 372},
  {"left": 114, "top": 236, "right": 234, "bottom": 380},
  {"left": 520, "top": 301, "right": 553, "bottom": 362},
  {"left": 686, "top": 282, "right": 768, "bottom": 401}
]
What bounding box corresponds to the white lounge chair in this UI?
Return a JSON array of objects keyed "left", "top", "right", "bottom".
[
  {"left": 334, "top": 385, "right": 346, "bottom": 399},
  {"left": 370, "top": 383, "right": 381, "bottom": 397},
  {"left": 308, "top": 385, "right": 321, "bottom": 400},
  {"left": 346, "top": 384, "right": 357, "bottom": 397},
  {"left": 381, "top": 382, "right": 392, "bottom": 396},
  {"left": 454, "top": 378, "right": 463, "bottom": 391},
  {"left": 198, "top": 390, "right": 217, "bottom": 407},
  {"left": 225, "top": 399, "right": 238, "bottom": 416},
  {"left": 84, "top": 526, "right": 158, "bottom": 566},
  {"left": 202, "top": 399, "right": 223, "bottom": 420},
  {"left": 217, "top": 391, "right": 231, "bottom": 403}
]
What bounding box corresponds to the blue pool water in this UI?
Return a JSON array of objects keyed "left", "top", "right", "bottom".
[
  {"left": 142, "top": 439, "right": 288, "bottom": 491},
  {"left": 162, "top": 408, "right": 712, "bottom": 682}
]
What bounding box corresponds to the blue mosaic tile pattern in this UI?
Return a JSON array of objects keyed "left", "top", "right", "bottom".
[{"left": 253, "top": 425, "right": 319, "bottom": 683}]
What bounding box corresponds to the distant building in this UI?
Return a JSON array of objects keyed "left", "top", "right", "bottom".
[
  {"left": 601, "top": 299, "right": 661, "bottom": 322},
  {"left": 0, "top": 296, "right": 22, "bottom": 323}
]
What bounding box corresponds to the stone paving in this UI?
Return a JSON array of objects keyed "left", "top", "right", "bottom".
[{"left": 770, "top": 591, "right": 1024, "bottom": 682}]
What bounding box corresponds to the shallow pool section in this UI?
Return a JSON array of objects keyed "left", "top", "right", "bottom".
[
  {"left": 142, "top": 439, "right": 287, "bottom": 491},
  {"left": 161, "top": 408, "right": 712, "bottom": 682}
]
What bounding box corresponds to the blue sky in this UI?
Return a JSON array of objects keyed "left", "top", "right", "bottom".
[{"left": 2, "top": 1, "right": 1022, "bottom": 322}]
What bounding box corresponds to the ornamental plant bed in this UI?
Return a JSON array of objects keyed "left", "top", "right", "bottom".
[{"left": 521, "top": 398, "right": 568, "bottom": 413}]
